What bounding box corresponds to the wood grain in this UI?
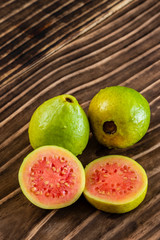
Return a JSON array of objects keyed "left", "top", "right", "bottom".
[
  {"left": 0, "top": 0, "right": 160, "bottom": 239},
  {"left": 0, "top": 0, "right": 133, "bottom": 84}
]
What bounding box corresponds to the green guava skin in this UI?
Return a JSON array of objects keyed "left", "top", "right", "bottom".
[
  {"left": 28, "top": 94, "right": 90, "bottom": 156},
  {"left": 88, "top": 86, "right": 150, "bottom": 148}
]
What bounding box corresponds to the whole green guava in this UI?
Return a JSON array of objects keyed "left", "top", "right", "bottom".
[
  {"left": 29, "top": 94, "right": 90, "bottom": 156},
  {"left": 88, "top": 86, "right": 150, "bottom": 148}
]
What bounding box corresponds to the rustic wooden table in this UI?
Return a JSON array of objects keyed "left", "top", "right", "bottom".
[{"left": 0, "top": 0, "right": 160, "bottom": 239}]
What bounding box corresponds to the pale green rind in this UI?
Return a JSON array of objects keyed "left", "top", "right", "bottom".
[
  {"left": 84, "top": 186, "right": 147, "bottom": 214},
  {"left": 88, "top": 86, "right": 151, "bottom": 148},
  {"left": 28, "top": 94, "right": 90, "bottom": 156},
  {"left": 84, "top": 155, "right": 148, "bottom": 214},
  {"left": 18, "top": 146, "right": 85, "bottom": 209}
]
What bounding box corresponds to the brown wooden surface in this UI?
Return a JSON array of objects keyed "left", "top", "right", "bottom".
[{"left": 0, "top": 0, "right": 160, "bottom": 239}]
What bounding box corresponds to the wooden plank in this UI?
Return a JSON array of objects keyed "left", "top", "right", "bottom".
[
  {"left": 0, "top": 0, "right": 135, "bottom": 83},
  {"left": 0, "top": 0, "right": 160, "bottom": 239}
]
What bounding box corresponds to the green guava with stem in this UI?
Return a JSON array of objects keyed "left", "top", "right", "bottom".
[
  {"left": 88, "top": 86, "right": 150, "bottom": 148},
  {"left": 28, "top": 94, "right": 90, "bottom": 156},
  {"left": 84, "top": 155, "right": 148, "bottom": 213},
  {"left": 18, "top": 146, "right": 85, "bottom": 209}
]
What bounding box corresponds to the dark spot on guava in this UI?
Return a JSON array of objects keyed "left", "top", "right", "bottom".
[
  {"left": 103, "top": 121, "right": 117, "bottom": 134},
  {"left": 65, "top": 97, "right": 73, "bottom": 103}
]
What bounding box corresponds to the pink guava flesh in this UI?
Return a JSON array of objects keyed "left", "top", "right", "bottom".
[
  {"left": 85, "top": 156, "right": 145, "bottom": 202},
  {"left": 19, "top": 146, "right": 85, "bottom": 208}
]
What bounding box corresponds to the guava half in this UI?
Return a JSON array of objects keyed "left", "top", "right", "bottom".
[
  {"left": 84, "top": 155, "right": 148, "bottom": 213},
  {"left": 88, "top": 86, "right": 150, "bottom": 148},
  {"left": 28, "top": 94, "right": 90, "bottom": 156},
  {"left": 18, "top": 146, "right": 85, "bottom": 209}
]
